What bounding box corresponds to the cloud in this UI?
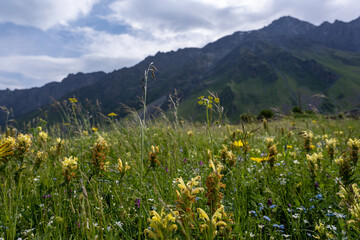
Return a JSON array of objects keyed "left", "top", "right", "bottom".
[
  {"left": 1, "top": 0, "right": 360, "bottom": 90},
  {"left": 0, "top": 0, "right": 100, "bottom": 30},
  {"left": 0, "top": 53, "right": 140, "bottom": 89}
]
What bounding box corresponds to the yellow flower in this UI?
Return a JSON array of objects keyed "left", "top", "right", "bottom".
[
  {"left": 214, "top": 97, "right": 220, "bottom": 103},
  {"left": 144, "top": 207, "right": 179, "bottom": 239},
  {"left": 250, "top": 155, "right": 269, "bottom": 163},
  {"left": 68, "top": 98, "right": 78, "bottom": 103},
  {"left": 232, "top": 140, "right": 244, "bottom": 148},
  {"left": 92, "top": 127, "right": 98, "bottom": 132},
  {"left": 62, "top": 156, "right": 78, "bottom": 171},
  {"left": 117, "top": 158, "right": 130, "bottom": 174},
  {"left": 39, "top": 131, "right": 48, "bottom": 142},
  {"left": 108, "top": 112, "right": 117, "bottom": 117}
]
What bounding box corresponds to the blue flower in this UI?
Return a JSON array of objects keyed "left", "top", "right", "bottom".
[
  {"left": 250, "top": 210, "right": 257, "bottom": 216},
  {"left": 270, "top": 205, "right": 277, "bottom": 209},
  {"left": 263, "top": 216, "right": 271, "bottom": 221},
  {"left": 259, "top": 203, "right": 264, "bottom": 211},
  {"left": 315, "top": 194, "right": 323, "bottom": 200},
  {"left": 325, "top": 213, "right": 335, "bottom": 217}
]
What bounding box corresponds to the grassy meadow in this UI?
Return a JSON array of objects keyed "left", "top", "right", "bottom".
[{"left": 1, "top": 92, "right": 360, "bottom": 239}]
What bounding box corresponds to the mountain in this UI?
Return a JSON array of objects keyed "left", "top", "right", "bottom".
[
  {"left": 2, "top": 16, "right": 360, "bottom": 124},
  {"left": 0, "top": 72, "right": 105, "bottom": 124}
]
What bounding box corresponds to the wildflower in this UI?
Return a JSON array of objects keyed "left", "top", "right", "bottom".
[
  {"left": 34, "top": 151, "right": 47, "bottom": 169},
  {"left": 301, "top": 131, "right": 313, "bottom": 152},
  {"left": 92, "top": 127, "right": 98, "bottom": 132},
  {"left": 175, "top": 176, "right": 204, "bottom": 222},
  {"left": 206, "top": 160, "right": 226, "bottom": 215},
  {"left": 108, "top": 112, "right": 117, "bottom": 117},
  {"left": 149, "top": 145, "right": 160, "bottom": 167},
  {"left": 144, "top": 207, "right": 178, "bottom": 239},
  {"left": 263, "top": 216, "right": 271, "bottom": 222},
  {"left": 38, "top": 131, "right": 48, "bottom": 143},
  {"left": 250, "top": 155, "right": 269, "bottom": 163},
  {"left": 220, "top": 145, "right": 236, "bottom": 167},
  {"left": 313, "top": 220, "right": 334, "bottom": 239},
  {"left": 214, "top": 97, "right": 220, "bottom": 103},
  {"left": 135, "top": 198, "right": 141, "bottom": 208},
  {"left": 68, "top": 98, "right": 78, "bottom": 103},
  {"left": 187, "top": 131, "right": 193, "bottom": 137},
  {"left": 306, "top": 152, "right": 323, "bottom": 177},
  {"left": 16, "top": 133, "right": 32, "bottom": 152},
  {"left": 117, "top": 158, "right": 130, "bottom": 179},
  {"left": 91, "top": 136, "right": 110, "bottom": 174},
  {"left": 325, "top": 138, "right": 337, "bottom": 160},
  {"left": 348, "top": 138, "right": 360, "bottom": 165},
  {"left": 197, "top": 205, "right": 232, "bottom": 238},
  {"left": 62, "top": 156, "right": 78, "bottom": 182}
]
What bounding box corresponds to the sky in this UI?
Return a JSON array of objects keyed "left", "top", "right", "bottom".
[{"left": 0, "top": 0, "right": 360, "bottom": 90}]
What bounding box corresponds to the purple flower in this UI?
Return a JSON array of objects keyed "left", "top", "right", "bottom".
[
  {"left": 42, "top": 194, "right": 51, "bottom": 199},
  {"left": 268, "top": 198, "right": 273, "bottom": 206},
  {"left": 288, "top": 203, "right": 292, "bottom": 208},
  {"left": 199, "top": 161, "right": 204, "bottom": 166},
  {"left": 135, "top": 198, "right": 141, "bottom": 208},
  {"left": 165, "top": 167, "right": 169, "bottom": 173},
  {"left": 314, "top": 182, "right": 319, "bottom": 188},
  {"left": 184, "top": 158, "right": 187, "bottom": 163}
]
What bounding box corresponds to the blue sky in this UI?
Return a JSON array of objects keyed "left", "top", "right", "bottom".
[{"left": 0, "top": 0, "right": 360, "bottom": 90}]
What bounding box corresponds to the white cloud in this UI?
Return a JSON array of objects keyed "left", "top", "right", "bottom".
[
  {"left": 1, "top": 0, "right": 360, "bottom": 90},
  {"left": 0, "top": 0, "right": 100, "bottom": 30},
  {"left": 0, "top": 54, "right": 140, "bottom": 89}
]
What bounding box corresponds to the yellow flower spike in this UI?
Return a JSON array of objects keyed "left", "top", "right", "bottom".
[
  {"left": 177, "top": 177, "right": 186, "bottom": 191},
  {"left": 214, "top": 97, "right": 220, "bottom": 103},
  {"left": 209, "top": 160, "right": 216, "bottom": 172},
  {"left": 215, "top": 221, "right": 227, "bottom": 228},
  {"left": 197, "top": 208, "right": 210, "bottom": 222}
]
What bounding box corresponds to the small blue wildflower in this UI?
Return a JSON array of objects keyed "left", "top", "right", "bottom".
[
  {"left": 310, "top": 205, "right": 315, "bottom": 210},
  {"left": 238, "top": 156, "right": 244, "bottom": 162},
  {"left": 315, "top": 194, "right": 323, "bottom": 200},
  {"left": 275, "top": 163, "right": 281, "bottom": 166},
  {"left": 259, "top": 203, "right": 264, "bottom": 211},
  {"left": 270, "top": 205, "right": 277, "bottom": 209},
  {"left": 250, "top": 210, "right": 257, "bottom": 216},
  {"left": 263, "top": 216, "right": 271, "bottom": 222}
]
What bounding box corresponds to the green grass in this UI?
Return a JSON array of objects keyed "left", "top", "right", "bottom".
[{"left": 1, "top": 107, "right": 360, "bottom": 239}]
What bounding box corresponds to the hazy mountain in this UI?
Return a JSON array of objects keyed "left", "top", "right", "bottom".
[
  {"left": 0, "top": 72, "right": 105, "bottom": 123},
  {"left": 2, "top": 16, "right": 360, "bottom": 124}
]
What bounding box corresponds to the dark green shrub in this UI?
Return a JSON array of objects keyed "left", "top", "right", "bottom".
[
  {"left": 292, "top": 106, "right": 302, "bottom": 114},
  {"left": 258, "top": 109, "right": 274, "bottom": 119}
]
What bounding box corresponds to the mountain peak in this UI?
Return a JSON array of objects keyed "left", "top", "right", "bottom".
[{"left": 261, "top": 16, "right": 315, "bottom": 36}]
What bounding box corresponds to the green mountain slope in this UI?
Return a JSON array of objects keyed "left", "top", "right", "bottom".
[{"left": 5, "top": 16, "right": 360, "bottom": 125}]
